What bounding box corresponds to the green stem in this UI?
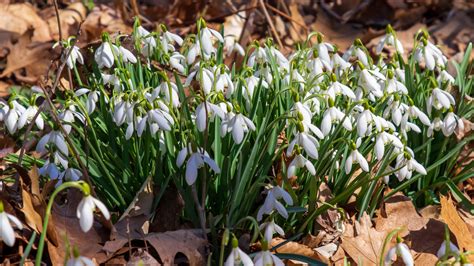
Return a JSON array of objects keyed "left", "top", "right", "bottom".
[{"left": 35, "top": 181, "right": 87, "bottom": 266}]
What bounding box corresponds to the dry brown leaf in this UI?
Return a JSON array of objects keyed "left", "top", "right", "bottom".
[
  {"left": 20, "top": 188, "right": 44, "bottom": 234},
  {"left": 0, "top": 81, "right": 10, "bottom": 97},
  {"left": 288, "top": 3, "right": 306, "bottom": 42},
  {"left": 440, "top": 195, "right": 474, "bottom": 260},
  {"left": 0, "top": 29, "right": 52, "bottom": 81},
  {"left": 270, "top": 237, "right": 328, "bottom": 264},
  {"left": 42, "top": 2, "right": 87, "bottom": 41},
  {"left": 0, "top": 3, "right": 51, "bottom": 42},
  {"left": 375, "top": 193, "right": 428, "bottom": 232},
  {"left": 80, "top": 4, "right": 131, "bottom": 44},
  {"left": 341, "top": 212, "right": 387, "bottom": 265}
]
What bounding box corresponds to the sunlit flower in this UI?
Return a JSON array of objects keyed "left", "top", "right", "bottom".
[
  {"left": 394, "top": 148, "right": 427, "bottom": 181},
  {"left": 253, "top": 249, "right": 284, "bottom": 266},
  {"left": 442, "top": 112, "right": 464, "bottom": 136},
  {"left": 117, "top": 46, "right": 137, "bottom": 64},
  {"left": 287, "top": 153, "right": 316, "bottom": 178},
  {"left": 136, "top": 26, "right": 156, "bottom": 57},
  {"left": 427, "top": 117, "right": 443, "bottom": 137},
  {"left": 224, "top": 36, "right": 245, "bottom": 56},
  {"left": 376, "top": 30, "right": 404, "bottom": 54},
  {"left": 321, "top": 105, "right": 353, "bottom": 136},
  {"left": 17, "top": 105, "right": 44, "bottom": 130},
  {"left": 169, "top": 52, "right": 186, "bottom": 74},
  {"left": 199, "top": 26, "right": 224, "bottom": 56},
  {"left": 64, "top": 45, "right": 84, "bottom": 70},
  {"left": 375, "top": 131, "right": 403, "bottom": 161},
  {"left": 414, "top": 39, "right": 447, "bottom": 70},
  {"left": 76, "top": 195, "right": 110, "bottom": 232},
  {"left": 0, "top": 100, "right": 25, "bottom": 134},
  {"left": 195, "top": 101, "right": 225, "bottom": 132},
  {"left": 345, "top": 138, "right": 369, "bottom": 174},
  {"left": 94, "top": 42, "right": 115, "bottom": 68},
  {"left": 225, "top": 238, "right": 253, "bottom": 266},
  {"left": 66, "top": 255, "right": 95, "bottom": 266},
  {"left": 384, "top": 242, "right": 413, "bottom": 266},
  {"left": 161, "top": 29, "right": 184, "bottom": 53},
  {"left": 427, "top": 88, "right": 455, "bottom": 114},
  {"left": 221, "top": 112, "right": 256, "bottom": 144},
  {"left": 0, "top": 201, "right": 23, "bottom": 247},
  {"left": 287, "top": 130, "right": 320, "bottom": 160},
  {"left": 75, "top": 88, "right": 100, "bottom": 114},
  {"left": 176, "top": 145, "right": 220, "bottom": 185}
]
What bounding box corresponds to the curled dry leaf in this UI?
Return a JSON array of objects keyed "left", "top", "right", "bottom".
[
  {"left": 270, "top": 237, "right": 328, "bottom": 264},
  {"left": 80, "top": 4, "right": 131, "bottom": 44},
  {"left": 42, "top": 2, "right": 87, "bottom": 41},
  {"left": 0, "top": 3, "right": 51, "bottom": 42},
  {"left": 440, "top": 195, "right": 474, "bottom": 261}
]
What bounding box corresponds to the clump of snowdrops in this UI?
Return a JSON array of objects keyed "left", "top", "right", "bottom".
[{"left": 1, "top": 18, "right": 473, "bottom": 264}]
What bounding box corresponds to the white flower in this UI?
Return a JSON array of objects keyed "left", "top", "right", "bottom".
[
  {"left": 375, "top": 131, "right": 403, "bottom": 161},
  {"left": 376, "top": 34, "right": 404, "bottom": 54},
  {"left": 414, "top": 40, "right": 447, "bottom": 70},
  {"left": 385, "top": 76, "right": 408, "bottom": 94},
  {"left": 321, "top": 106, "right": 353, "bottom": 136},
  {"left": 0, "top": 204, "right": 23, "bottom": 247},
  {"left": 287, "top": 131, "right": 319, "bottom": 160},
  {"left": 59, "top": 105, "right": 85, "bottom": 134},
  {"left": 136, "top": 26, "right": 156, "bottom": 57},
  {"left": 383, "top": 98, "right": 403, "bottom": 126},
  {"left": 326, "top": 80, "right": 356, "bottom": 101},
  {"left": 224, "top": 36, "right": 245, "bottom": 56},
  {"left": 148, "top": 107, "right": 174, "bottom": 131},
  {"left": 442, "top": 112, "right": 464, "bottom": 137},
  {"left": 76, "top": 195, "right": 110, "bottom": 232},
  {"left": 225, "top": 244, "right": 253, "bottom": 266},
  {"left": 64, "top": 45, "right": 84, "bottom": 70},
  {"left": 394, "top": 148, "right": 427, "bottom": 181},
  {"left": 195, "top": 101, "right": 225, "bottom": 132},
  {"left": 39, "top": 160, "right": 61, "bottom": 180},
  {"left": 427, "top": 117, "right": 443, "bottom": 137},
  {"left": 436, "top": 240, "right": 460, "bottom": 258},
  {"left": 94, "top": 42, "right": 115, "bottom": 68},
  {"left": 0, "top": 100, "right": 24, "bottom": 134},
  {"left": 359, "top": 69, "right": 383, "bottom": 98},
  {"left": 384, "top": 242, "right": 413, "bottom": 266},
  {"left": 17, "top": 105, "right": 44, "bottom": 130},
  {"left": 404, "top": 104, "right": 431, "bottom": 127},
  {"left": 176, "top": 145, "right": 220, "bottom": 185},
  {"left": 66, "top": 255, "right": 95, "bottom": 266},
  {"left": 344, "top": 45, "right": 369, "bottom": 66},
  {"left": 259, "top": 219, "right": 285, "bottom": 243},
  {"left": 221, "top": 113, "right": 256, "bottom": 144},
  {"left": 75, "top": 88, "right": 100, "bottom": 114},
  {"left": 437, "top": 70, "right": 455, "bottom": 85},
  {"left": 199, "top": 26, "right": 224, "bottom": 56},
  {"left": 253, "top": 250, "right": 284, "bottom": 266},
  {"left": 257, "top": 186, "right": 293, "bottom": 221},
  {"left": 287, "top": 154, "right": 316, "bottom": 178},
  {"left": 117, "top": 46, "right": 137, "bottom": 64},
  {"left": 216, "top": 71, "right": 234, "bottom": 93},
  {"left": 153, "top": 82, "right": 181, "bottom": 108},
  {"left": 169, "top": 52, "right": 186, "bottom": 74},
  {"left": 162, "top": 30, "right": 183, "bottom": 53},
  {"left": 427, "top": 88, "right": 455, "bottom": 114},
  {"left": 345, "top": 138, "right": 369, "bottom": 174},
  {"left": 37, "top": 130, "right": 69, "bottom": 155}
]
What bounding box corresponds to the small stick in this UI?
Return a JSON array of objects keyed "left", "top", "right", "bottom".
[
  {"left": 265, "top": 3, "right": 309, "bottom": 31},
  {"left": 258, "top": 0, "right": 284, "bottom": 48}
]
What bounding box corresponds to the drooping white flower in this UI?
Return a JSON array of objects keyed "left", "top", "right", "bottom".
[
  {"left": 221, "top": 112, "right": 256, "bottom": 144},
  {"left": 64, "top": 45, "right": 84, "bottom": 70},
  {"left": 384, "top": 242, "right": 414, "bottom": 266},
  {"left": 359, "top": 68, "right": 383, "bottom": 98},
  {"left": 394, "top": 148, "right": 427, "bottom": 181},
  {"left": 287, "top": 130, "right": 320, "bottom": 160},
  {"left": 375, "top": 131, "right": 403, "bottom": 161},
  {"left": 75, "top": 88, "right": 100, "bottom": 114},
  {"left": 161, "top": 30, "right": 183, "bottom": 53},
  {"left": 257, "top": 186, "right": 293, "bottom": 221},
  {"left": 59, "top": 105, "right": 85, "bottom": 134},
  {"left": 376, "top": 32, "right": 404, "bottom": 55},
  {"left": 442, "top": 112, "right": 464, "bottom": 137},
  {"left": 403, "top": 104, "right": 431, "bottom": 127},
  {"left": 176, "top": 145, "right": 220, "bottom": 185},
  {"left": 225, "top": 239, "right": 253, "bottom": 266},
  {"left": 39, "top": 160, "right": 61, "bottom": 180},
  {"left": 0, "top": 100, "right": 24, "bottom": 134},
  {"left": 385, "top": 74, "right": 408, "bottom": 94},
  {"left": 199, "top": 26, "right": 224, "bottom": 56},
  {"left": 427, "top": 88, "right": 455, "bottom": 114},
  {"left": 287, "top": 153, "right": 316, "bottom": 178},
  {"left": 117, "top": 46, "right": 137, "bottom": 64},
  {"left": 437, "top": 70, "right": 455, "bottom": 85},
  {"left": 224, "top": 36, "right": 245, "bottom": 56},
  {"left": 37, "top": 130, "right": 69, "bottom": 155},
  {"left": 76, "top": 195, "right": 110, "bottom": 232},
  {"left": 17, "top": 105, "right": 44, "bottom": 130},
  {"left": 94, "top": 42, "right": 115, "bottom": 68},
  {"left": 326, "top": 78, "right": 356, "bottom": 101},
  {"left": 427, "top": 117, "right": 443, "bottom": 137},
  {"left": 383, "top": 98, "right": 403, "bottom": 126},
  {"left": 0, "top": 202, "right": 23, "bottom": 247},
  {"left": 195, "top": 101, "right": 225, "bottom": 132},
  {"left": 436, "top": 240, "right": 460, "bottom": 258},
  {"left": 152, "top": 81, "right": 181, "bottom": 108},
  {"left": 169, "top": 52, "right": 186, "bottom": 74},
  {"left": 135, "top": 26, "right": 156, "bottom": 57},
  {"left": 345, "top": 138, "right": 369, "bottom": 174},
  {"left": 414, "top": 40, "right": 447, "bottom": 70},
  {"left": 253, "top": 250, "right": 284, "bottom": 266},
  {"left": 321, "top": 105, "right": 353, "bottom": 136},
  {"left": 259, "top": 219, "right": 285, "bottom": 243},
  {"left": 344, "top": 43, "right": 369, "bottom": 66}
]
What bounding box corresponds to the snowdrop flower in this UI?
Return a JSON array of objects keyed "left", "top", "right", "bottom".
[
  {"left": 185, "top": 66, "right": 215, "bottom": 95},
  {"left": 287, "top": 126, "right": 320, "bottom": 160},
  {"left": 152, "top": 81, "right": 181, "bottom": 108},
  {"left": 75, "top": 88, "right": 100, "bottom": 114},
  {"left": 37, "top": 130, "right": 69, "bottom": 155},
  {"left": 225, "top": 237, "right": 253, "bottom": 266},
  {"left": 359, "top": 67, "right": 383, "bottom": 98},
  {"left": 39, "top": 160, "right": 61, "bottom": 180},
  {"left": 287, "top": 153, "right": 316, "bottom": 178},
  {"left": 375, "top": 131, "right": 403, "bottom": 161},
  {"left": 394, "top": 148, "right": 427, "bottom": 181},
  {"left": 414, "top": 38, "right": 447, "bottom": 70},
  {"left": 356, "top": 107, "right": 380, "bottom": 137},
  {"left": 199, "top": 24, "right": 224, "bottom": 56},
  {"left": 344, "top": 40, "right": 369, "bottom": 66},
  {"left": 161, "top": 26, "right": 183, "bottom": 53},
  {"left": 117, "top": 46, "right": 137, "bottom": 64},
  {"left": 259, "top": 219, "right": 285, "bottom": 243},
  {"left": 330, "top": 52, "right": 351, "bottom": 73},
  {"left": 403, "top": 103, "right": 431, "bottom": 127},
  {"left": 76, "top": 195, "right": 110, "bottom": 232},
  {"left": 345, "top": 138, "right": 369, "bottom": 174},
  {"left": 58, "top": 168, "right": 82, "bottom": 185},
  {"left": 321, "top": 103, "right": 353, "bottom": 136},
  {"left": 376, "top": 25, "right": 404, "bottom": 54},
  {"left": 0, "top": 100, "right": 24, "bottom": 134},
  {"left": 383, "top": 97, "right": 403, "bottom": 126},
  {"left": 442, "top": 111, "right": 464, "bottom": 137},
  {"left": 224, "top": 36, "right": 245, "bottom": 56},
  {"left": 385, "top": 70, "right": 408, "bottom": 94},
  {"left": 257, "top": 185, "right": 293, "bottom": 221},
  {"left": 384, "top": 242, "right": 413, "bottom": 266},
  {"left": 437, "top": 70, "right": 455, "bottom": 86},
  {"left": 427, "top": 117, "right": 443, "bottom": 137},
  {"left": 101, "top": 73, "right": 121, "bottom": 91},
  {"left": 216, "top": 69, "right": 234, "bottom": 93},
  {"left": 326, "top": 74, "right": 356, "bottom": 100},
  {"left": 221, "top": 112, "right": 256, "bottom": 144},
  {"left": 314, "top": 36, "right": 334, "bottom": 65},
  {"left": 17, "top": 105, "right": 44, "bottom": 130},
  {"left": 266, "top": 46, "right": 289, "bottom": 70},
  {"left": 176, "top": 145, "right": 220, "bottom": 185},
  {"left": 0, "top": 201, "right": 23, "bottom": 247},
  {"left": 94, "top": 41, "right": 115, "bottom": 68},
  {"left": 148, "top": 107, "right": 174, "bottom": 131},
  {"left": 437, "top": 240, "right": 460, "bottom": 258},
  {"left": 64, "top": 45, "right": 84, "bottom": 70},
  {"left": 135, "top": 26, "right": 156, "bottom": 57},
  {"left": 169, "top": 52, "right": 186, "bottom": 74},
  {"left": 253, "top": 244, "right": 284, "bottom": 266},
  {"left": 427, "top": 88, "right": 455, "bottom": 114},
  {"left": 59, "top": 105, "right": 85, "bottom": 134},
  {"left": 195, "top": 101, "right": 225, "bottom": 132}
]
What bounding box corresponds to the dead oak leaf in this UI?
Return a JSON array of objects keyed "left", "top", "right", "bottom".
[
  {"left": 0, "top": 3, "right": 51, "bottom": 42},
  {"left": 270, "top": 237, "right": 328, "bottom": 264}
]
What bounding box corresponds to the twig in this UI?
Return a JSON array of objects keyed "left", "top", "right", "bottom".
[
  {"left": 258, "top": 0, "right": 284, "bottom": 48},
  {"left": 53, "top": 0, "right": 63, "bottom": 41},
  {"left": 265, "top": 3, "right": 309, "bottom": 31}
]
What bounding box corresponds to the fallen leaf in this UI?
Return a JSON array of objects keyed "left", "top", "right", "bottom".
[
  {"left": 375, "top": 193, "right": 428, "bottom": 232},
  {"left": 270, "top": 237, "right": 328, "bottom": 264},
  {"left": 80, "top": 4, "right": 131, "bottom": 44},
  {"left": 41, "top": 2, "right": 87, "bottom": 41},
  {"left": 440, "top": 195, "right": 474, "bottom": 260},
  {"left": 0, "top": 3, "right": 51, "bottom": 42}
]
